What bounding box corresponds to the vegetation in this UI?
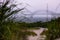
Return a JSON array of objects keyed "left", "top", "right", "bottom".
[
  {"left": 0, "top": 0, "right": 60, "bottom": 40},
  {"left": 40, "top": 17, "right": 60, "bottom": 40},
  {"left": 0, "top": 1, "right": 37, "bottom": 40},
  {"left": 17, "top": 17, "right": 60, "bottom": 40},
  {"left": 20, "top": 17, "right": 60, "bottom": 40}
]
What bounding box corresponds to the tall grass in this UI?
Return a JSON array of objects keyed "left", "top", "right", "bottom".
[
  {"left": 0, "top": 1, "right": 37, "bottom": 40},
  {"left": 41, "top": 17, "right": 60, "bottom": 40}
]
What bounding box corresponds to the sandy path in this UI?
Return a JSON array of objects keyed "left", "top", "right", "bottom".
[{"left": 28, "top": 28, "right": 46, "bottom": 40}]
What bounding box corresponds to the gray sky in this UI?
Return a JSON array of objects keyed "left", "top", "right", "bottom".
[
  {"left": 14, "top": 0, "right": 60, "bottom": 13},
  {"left": 1, "top": 0, "right": 60, "bottom": 13},
  {"left": 1, "top": 0, "right": 60, "bottom": 18},
  {"left": 12, "top": 0, "right": 60, "bottom": 18}
]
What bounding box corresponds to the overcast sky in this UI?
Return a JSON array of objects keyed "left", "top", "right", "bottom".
[
  {"left": 13, "top": 0, "right": 60, "bottom": 13},
  {"left": 1, "top": 0, "right": 60, "bottom": 13},
  {"left": 1, "top": 0, "right": 60, "bottom": 18},
  {"left": 11, "top": 0, "right": 60, "bottom": 18}
]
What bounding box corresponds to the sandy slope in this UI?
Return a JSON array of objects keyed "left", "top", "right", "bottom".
[{"left": 28, "top": 28, "right": 47, "bottom": 40}]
